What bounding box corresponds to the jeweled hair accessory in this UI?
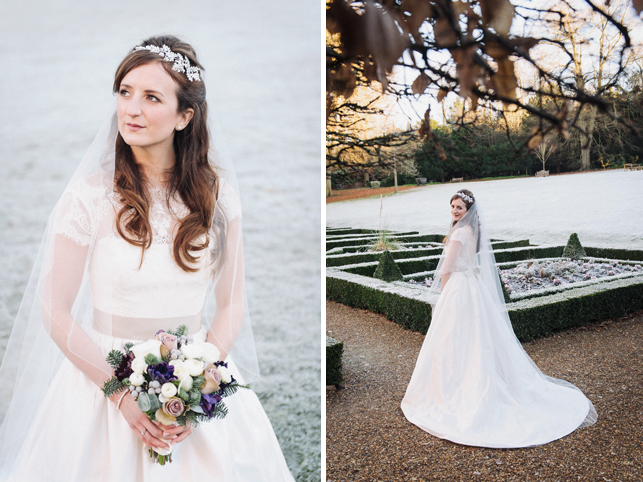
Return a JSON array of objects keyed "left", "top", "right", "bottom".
[
  {"left": 455, "top": 192, "right": 474, "bottom": 203},
  {"left": 134, "top": 44, "right": 201, "bottom": 82}
]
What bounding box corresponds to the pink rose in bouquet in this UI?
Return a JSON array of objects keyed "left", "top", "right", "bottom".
[
  {"left": 156, "top": 331, "right": 178, "bottom": 358},
  {"left": 200, "top": 366, "right": 222, "bottom": 394},
  {"left": 163, "top": 397, "right": 186, "bottom": 418}
]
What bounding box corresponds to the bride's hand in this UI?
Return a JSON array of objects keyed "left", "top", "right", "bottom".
[
  {"left": 156, "top": 421, "right": 193, "bottom": 445},
  {"left": 116, "top": 393, "right": 173, "bottom": 450}
]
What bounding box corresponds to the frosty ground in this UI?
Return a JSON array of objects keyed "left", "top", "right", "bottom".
[
  {"left": 0, "top": 2, "right": 320, "bottom": 481},
  {"left": 327, "top": 170, "right": 643, "bottom": 250}
]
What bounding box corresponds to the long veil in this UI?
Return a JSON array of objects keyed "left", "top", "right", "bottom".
[
  {"left": 0, "top": 104, "right": 260, "bottom": 474},
  {"left": 425, "top": 197, "right": 597, "bottom": 430}
]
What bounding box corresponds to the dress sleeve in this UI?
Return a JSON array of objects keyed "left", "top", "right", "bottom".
[
  {"left": 51, "top": 179, "right": 100, "bottom": 247},
  {"left": 216, "top": 179, "right": 242, "bottom": 222}
]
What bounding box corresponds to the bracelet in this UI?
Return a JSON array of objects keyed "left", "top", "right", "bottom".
[{"left": 116, "top": 390, "right": 128, "bottom": 409}]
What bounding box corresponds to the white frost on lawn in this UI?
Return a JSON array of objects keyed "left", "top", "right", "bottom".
[{"left": 327, "top": 170, "right": 643, "bottom": 249}]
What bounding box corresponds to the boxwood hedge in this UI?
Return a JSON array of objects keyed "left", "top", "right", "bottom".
[
  {"left": 585, "top": 247, "right": 643, "bottom": 262},
  {"left": 326, "top": 269, "right": 643, "bottom": 342},
  {"left": 326, "top": 336, "right": 344, "bottom": 387},
  {"left": 326, "top": 274, "right": 432, "bottom": 333}
]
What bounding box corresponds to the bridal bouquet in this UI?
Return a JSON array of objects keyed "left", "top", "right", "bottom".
[{"left": 101, "top": 325, "right": 246, "bottom": 465}]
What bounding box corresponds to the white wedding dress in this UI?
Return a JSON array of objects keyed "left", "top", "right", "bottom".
[
  {"left": 4, "top": 178, "right": 294, "bottom": 481},
  {"left": 401, "top": 214, "right": 596, "bottom": 448}
]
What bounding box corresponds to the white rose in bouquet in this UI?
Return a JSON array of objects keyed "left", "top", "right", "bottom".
[
  {"left": 178, "top": 375, "right": 193, "bottom": 392},
  {"left": 184, "top": 359, "right": 205, "bottom": 377},
  {"left": 169, "top": 360, "right": 189, "bottom": 381},
  {"left": 161, "top": 382, "right": 177, "bottom": 398},
  {"left": 217, "top": 365, "right": 232, "bottom": 384},
  {"left": 130, "top": 339, "right": 162, "bottom": 360},
  {"left": 131, "top": 358, "right": 148, "bottom": 375},
  {"left": 129, "top": 372, "right": 145, "bottom": 386},
  {"left": 193, "top": 339, "right": 221, "bottom": 364},
  {"left": 180, "top": 343, "right": 204, "bottom": 360}
]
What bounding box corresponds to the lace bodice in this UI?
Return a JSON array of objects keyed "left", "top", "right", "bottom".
[{"left": 52, "top": 177, "right": 242, "bottom": 319}]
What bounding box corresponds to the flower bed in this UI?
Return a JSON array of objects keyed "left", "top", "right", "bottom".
[
  {"left": 500, "top": 259, "right": 643, "bottom": 296},
  {"left": 326, "top": 227, "right": 643, "bottom": 341}
]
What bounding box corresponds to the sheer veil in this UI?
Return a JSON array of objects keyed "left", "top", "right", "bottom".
[{"left": 0, "top": 95, "right": 260, "bottom": 473}]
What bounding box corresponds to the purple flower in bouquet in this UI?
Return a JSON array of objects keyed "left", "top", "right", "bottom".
[
  {"left": 200, "top": 392, "right": 223, "bottom": 418},
  {"left": 147, "top": 362, "right": 177, "bottom": 384},
  {"left": 115, "top": 352, "right": 135, "bottom": 381}
]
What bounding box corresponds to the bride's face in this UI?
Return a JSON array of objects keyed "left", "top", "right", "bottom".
[
  {"left": 116, "top": 62, "right": 192, "bottom": 153},
  {"left": 451, "top": 198, "right": 467, "bottom": 222}
]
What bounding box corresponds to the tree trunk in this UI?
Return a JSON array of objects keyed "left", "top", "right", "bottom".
[
  {"left": 394, "top": 162, "right": 398, "bottom": 193},
  {"left": 579, "top": 105, "right": 597, "bottom": 170},
  {"left": 326, "top": 176, "right": 332, "bottom": 197}
]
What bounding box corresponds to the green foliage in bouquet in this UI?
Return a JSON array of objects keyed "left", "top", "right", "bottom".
[
  {"left": 221, "top": 383, "right": 245, "bottom": 398},
  {"left": 123, "top": 342, "right": 134, "bottom": 354},
  {"left": 167, "top": 324, "right": 189, "bottom": 337},
  {"left": 144, "top": 353, "right": 162, "bottom": 365},
  {"left": 102, "top": 376, "right": 127, "bottom": 398},
  {"left": 106, "top": 349, "right": 125, "bottom": 370},
  {"left": 192, "top": 376, "right": 205, "bottom": 388}
]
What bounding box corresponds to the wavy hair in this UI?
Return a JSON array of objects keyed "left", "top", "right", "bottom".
[{"left": 112, "top": 35, "right": 219, "bottom": 272}]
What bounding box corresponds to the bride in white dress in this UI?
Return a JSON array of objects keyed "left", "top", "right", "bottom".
[
  {"left": 0, "top": 36, "right": 294, "bottom": 481},
  {"left": 401, "top": 189, "right": 597, "bottom": 448}
]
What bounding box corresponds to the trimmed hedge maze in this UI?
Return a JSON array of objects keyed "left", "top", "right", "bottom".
[{"left": 326, "top": 227, "right": 643, "bottom": 341}]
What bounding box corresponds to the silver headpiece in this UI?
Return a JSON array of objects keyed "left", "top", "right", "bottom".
[
  {"left": 455, "top": 191, "right": 474, "bottom": 203},
  {"left": 134, "top": 44, "right": 201, "bottom": 82}
]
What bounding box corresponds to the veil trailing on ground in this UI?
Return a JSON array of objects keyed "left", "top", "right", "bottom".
[{"left": 0, "top": 104, "right": 260, "bottom": 473}]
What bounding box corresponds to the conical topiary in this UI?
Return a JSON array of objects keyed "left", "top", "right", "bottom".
[
  {"left": 563, "top": 233, "right": 586, "bottom": 260},
  {"left": 373, "top": 250, "right": 404, "bottom": 282}
]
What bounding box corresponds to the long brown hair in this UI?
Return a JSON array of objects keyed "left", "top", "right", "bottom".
[{"left": 112, "top": 35, "right": 219, "bottom": 272}]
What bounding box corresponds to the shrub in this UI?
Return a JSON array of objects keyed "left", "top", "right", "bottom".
[
  {"left": 563, "top": 233, "right": 586, "bottom": 260},
  {"left": 326, "top": 275, "right": 432, "bottom": 333},
  {"left": 326, "top": 337, "right": 344, "bottom": 387},
  {"left": 373, "top": 251, "right": 404, "bottom": 281}
]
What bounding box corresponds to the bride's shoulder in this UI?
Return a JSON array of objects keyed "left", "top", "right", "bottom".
[
  {"left": 62, "top": 173, "right": 108, "bottom": 204},
  {"left": 52, "top": 174, "right": 112, "bottom": 246}
]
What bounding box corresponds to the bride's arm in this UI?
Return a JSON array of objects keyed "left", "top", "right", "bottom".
[
  {"left": 42, "top": 234, "right": 114, "bottom": 390},
  {"left": 440, "top": 239, "right": 463, "bottom": 290},
  {"left": 45, "top": 198, "right": 172, "bottom": 449}
]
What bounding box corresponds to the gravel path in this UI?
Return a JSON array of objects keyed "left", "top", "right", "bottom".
[{"left": 326, "top": 301, "right": 643, "bottom": 482}]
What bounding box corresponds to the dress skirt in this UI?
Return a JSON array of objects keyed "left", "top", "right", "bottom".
[
  {"left": 401, "top": 271, "right": 594, "bottom": 448},
  {"left": 8, "top": 327, "right": 295, "bottom": 482}
]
